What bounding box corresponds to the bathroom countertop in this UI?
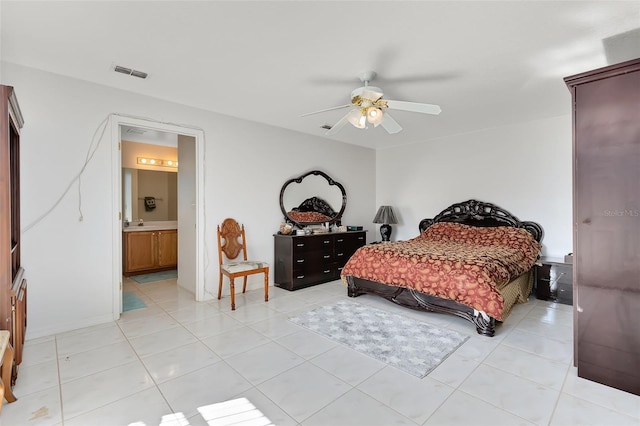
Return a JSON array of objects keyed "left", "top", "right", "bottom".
[{"left": 123, "top": 221, "right": 178, "bottom": 232}]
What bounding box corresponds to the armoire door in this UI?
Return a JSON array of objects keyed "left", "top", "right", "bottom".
[{"left": 568, "top": 59, "right": 640, "bottom": 396}]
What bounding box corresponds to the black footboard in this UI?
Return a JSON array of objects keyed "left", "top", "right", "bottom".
[{"left": 345, "top": 276, "right": 496, "bottom": 337}]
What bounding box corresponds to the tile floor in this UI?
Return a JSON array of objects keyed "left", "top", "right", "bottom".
[{"left": 3, "top": 277, "right": 639, "bottom": 426}]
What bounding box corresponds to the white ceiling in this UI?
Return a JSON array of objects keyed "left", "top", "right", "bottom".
[{"left": 2, "top": 1, "right": 639, "bottom": 149}]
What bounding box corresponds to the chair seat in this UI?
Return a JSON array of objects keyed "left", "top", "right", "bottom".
[{"left": 221, "top": 261, "right": 269, "bottom": 274}]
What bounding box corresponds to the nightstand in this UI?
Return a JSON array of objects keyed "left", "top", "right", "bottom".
[{"left": 535, "top": 256, "right": 573, "bottom": 305}]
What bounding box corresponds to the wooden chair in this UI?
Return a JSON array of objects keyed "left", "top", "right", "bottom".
[{"left": 217, "top": 218, "right": 269, "bottom": 310}]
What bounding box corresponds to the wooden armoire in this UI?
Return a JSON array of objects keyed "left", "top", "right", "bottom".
[
  {"left": 0, "top": 85, "right": 27, "bottom": 385},
  {"left": 565, "top": 58, "right": 640, "bottom": 396}
]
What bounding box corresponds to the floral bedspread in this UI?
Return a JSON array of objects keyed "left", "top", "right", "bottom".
[{"left": 340, "top": 222, "right": 541, "bottom": 320}]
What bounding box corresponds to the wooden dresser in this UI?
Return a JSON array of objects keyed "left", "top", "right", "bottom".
[{"left": 274, "top": 231, "right": 366, "bottom": 290}]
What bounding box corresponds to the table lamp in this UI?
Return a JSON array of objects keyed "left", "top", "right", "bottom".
[{"left": 373, "top": 205, "right": 398, "bottom": 242}]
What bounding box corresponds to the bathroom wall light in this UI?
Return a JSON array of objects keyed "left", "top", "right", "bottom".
[{"left": 137, "top": 157, "right": 178, "bottom": 168}]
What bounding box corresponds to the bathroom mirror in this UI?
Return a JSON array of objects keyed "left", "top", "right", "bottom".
[
  {"left": 122, "top": 168, "right": 177, "bottom": 222},
  {"left": 279, "top": 170, "right": 346, "bottom": 227}
]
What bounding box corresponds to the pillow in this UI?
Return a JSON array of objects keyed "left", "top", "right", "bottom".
[
  {"left": 287, "top": 211, "right": 332, "bottom": 223},
  {"left": 420, "top": 222, "right": 541, "bottom": 257}
]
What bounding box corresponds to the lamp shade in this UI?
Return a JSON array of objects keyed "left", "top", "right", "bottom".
[
  {"left": 372, "top": 205, "right": 398, "bottom": 225},
  {"left": 366, "top": 107, "right": 384, "bottom": 126},
  {"left": 347, "top": 108, "right": 367, "bottom": 129}
]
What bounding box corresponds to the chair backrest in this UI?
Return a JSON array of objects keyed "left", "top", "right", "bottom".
[{"left": 217, "top": 218, "right": 248, "bottom": 264}]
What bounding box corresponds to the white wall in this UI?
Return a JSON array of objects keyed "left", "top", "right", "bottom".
[
  {"left": 2, "top": 62, "right": 376, "bottom": 339},
  {"left": 177, "top": 134, "right": 197, "bottom": 295},
  {"left": 376, "top": 116, "right": 573, "bottom": 258}
]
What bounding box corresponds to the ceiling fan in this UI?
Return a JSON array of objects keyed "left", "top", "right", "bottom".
[{"left": 302, "top": 70, "right": 442, "bottom": 135}]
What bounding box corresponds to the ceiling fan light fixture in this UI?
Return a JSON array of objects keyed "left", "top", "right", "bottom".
[
  {"left": 366, "top": 107, "right": 384, "bottom": 125},
  {"left": 347, "top": 108, "right": 367, "bottom": 129},
  {"left": 303, "top": 70, "right": 441, "bottom": 135}
]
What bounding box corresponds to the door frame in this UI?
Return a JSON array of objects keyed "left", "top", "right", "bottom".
[{"left": 109, "top": 114, "right": 205, "bottom": 319}]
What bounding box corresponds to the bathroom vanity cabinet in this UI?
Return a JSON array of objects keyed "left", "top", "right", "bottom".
[{"left": 123, "top": 229, "right": 177, "bottom": 275}]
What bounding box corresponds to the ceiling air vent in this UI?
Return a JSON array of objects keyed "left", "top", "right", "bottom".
[{"left": 114, "top": 65, "right": 148, "bottom": 79}]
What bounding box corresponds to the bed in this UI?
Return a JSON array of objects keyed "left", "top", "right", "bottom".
[{"left": 341, "top": 199, "right": 543, "bottom": 336}]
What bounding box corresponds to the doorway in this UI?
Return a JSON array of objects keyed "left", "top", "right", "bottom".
[{"left": 109, "top": 115, "right": 205, "bottom": 319}]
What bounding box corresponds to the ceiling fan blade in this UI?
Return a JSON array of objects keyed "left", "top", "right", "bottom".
[
  {"left": 385, "top": 99, "right": 442, "bottom": 115},
  {"left": 301, "top": 104, "right": 352, "bottom": 117},
  {"left": 325, "top": 110, "right": 352, "bottom": 136},
  {"left": 380, "top": 112, "right": 403, "bottom": 134}
]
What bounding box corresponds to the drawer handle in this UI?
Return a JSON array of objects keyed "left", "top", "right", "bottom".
[
  {"left": 296, "top": 243, "right": 305, "bottom": 247},
  {"left": 337, "top": 239, "right": 344, "bottom": 242},
  {"left": 337, "top": 252, "right": 344, "bottom": 257},
  {"left": 296, "top": 275, "right": 305, "bottom": 279},
  {"left": 358, "top": 236, "right": 364, "bottom": 240},
  {"left": 324, "top": 240, "right": 331, "bottom": 244},
  {"left": 296, "top": 259, "right": 305, "bottom": 263},
  {"left": 323, "top": 255, "right": 330, "bottom": 259},
  {"left": 323, "top": 270, "right": 331, "bottom": 273}
]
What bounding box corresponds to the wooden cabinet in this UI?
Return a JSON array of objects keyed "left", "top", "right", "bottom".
[
  {"left": 123, "top": 229, "right": 178, "bottom": 275},
  {"left": 1, "top": 85, "right": 26, "bottom": 387},
  {"left": 565, "top": 58, "right": 640, "bottom": 396},
  {"left": 274, "top": 231, "right": 366, "bottom": 291},
  {"left": 157, "top": 229, "right": 178, "bottom": 267}
]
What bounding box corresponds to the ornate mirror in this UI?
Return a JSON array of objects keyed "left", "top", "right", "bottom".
[{"left": 280, "top": 170, "right": 346, "bottom": 227}]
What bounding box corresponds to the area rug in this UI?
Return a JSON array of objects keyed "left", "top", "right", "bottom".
[
  {"left": 123, "top": 291, "right": 147, "bottom": 312},
  {"left": 130, "top": 269, "right": 177, "bottom": 284},
  {"left": 289, "top": 300, "right": 469, "bottom": 378}
]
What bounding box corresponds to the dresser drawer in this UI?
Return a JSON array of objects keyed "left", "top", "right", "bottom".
[{"left": 291, "top": 265, "right": 337, "bottom": 288}]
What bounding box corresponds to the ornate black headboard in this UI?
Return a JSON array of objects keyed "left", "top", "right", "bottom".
[{"left": 418, "top": 199, "right": 544, "bottom": 242}]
